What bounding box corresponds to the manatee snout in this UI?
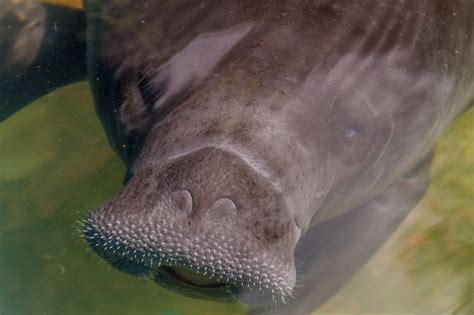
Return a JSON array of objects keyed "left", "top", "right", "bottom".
[{"left": 84, "top": 146, "right": 298, "bottom": 304}]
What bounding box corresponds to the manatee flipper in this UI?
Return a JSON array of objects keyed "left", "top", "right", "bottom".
[
  {"left": 0, "top": 1, "right": 86, "bottom": 122},
  {"left": 251, "top": 153, "right": 433, "bottom": 315}
]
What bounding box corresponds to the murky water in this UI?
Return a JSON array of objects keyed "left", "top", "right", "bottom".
[{"left": 0, "top": 83, "right": 472, "bottom": 315}]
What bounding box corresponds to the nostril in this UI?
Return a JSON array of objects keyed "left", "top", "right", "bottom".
[
  {"left": 170, "top": 189, "right": 193, "bottom": 214},
  {"left": 207, "top": 197, "right": 237, "bottom": 218}
]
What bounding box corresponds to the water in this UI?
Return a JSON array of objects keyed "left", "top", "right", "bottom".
[{"left": 0, "top": 82, "right": 472, "bottom": 314}]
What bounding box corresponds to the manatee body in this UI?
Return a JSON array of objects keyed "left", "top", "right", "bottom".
[{"left": 1, "top": 0, "right": 473, "bottom": 314}]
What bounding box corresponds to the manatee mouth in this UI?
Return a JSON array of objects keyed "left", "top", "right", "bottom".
[
  {"left": 154, "top": 266, "right": 235, "bottom": 302},
  {"left": 84, "top": 217, "right": 294, "bottom": 305},
  {"left": 163, "top": 266, "right": 224, "bottom": 287},
  {"left": 104, "top": 256, "right": 235, "bottom": 302}
]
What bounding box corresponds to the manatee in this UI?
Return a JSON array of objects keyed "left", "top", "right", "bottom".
[{"left": 0, "top": 0, "right": 472, "bottom": 314}]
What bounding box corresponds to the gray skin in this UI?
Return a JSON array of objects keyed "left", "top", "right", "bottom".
[{"left": 1, "top": 0, "right": 473, "bottom": 314}]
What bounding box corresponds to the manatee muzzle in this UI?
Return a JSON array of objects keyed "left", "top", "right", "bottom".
[{"left": 84, "top": 146, "right": 298, "bottom": 305}]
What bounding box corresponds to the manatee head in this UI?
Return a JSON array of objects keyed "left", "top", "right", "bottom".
[{"left": 84, "top": 145, "right": 299, "bottom": 305}]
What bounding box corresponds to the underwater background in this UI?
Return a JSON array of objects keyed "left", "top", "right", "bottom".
[{"left": 0, "top": 1, "right": 473, "bottom": 314}]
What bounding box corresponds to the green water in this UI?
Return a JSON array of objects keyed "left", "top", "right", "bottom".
[{"left": 0, "top": 82, "right": 472, "bottom": 314}]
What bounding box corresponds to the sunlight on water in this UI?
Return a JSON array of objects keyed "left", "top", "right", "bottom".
[{"left": 0, "top": 82, "right": 472, "bottom": 315}]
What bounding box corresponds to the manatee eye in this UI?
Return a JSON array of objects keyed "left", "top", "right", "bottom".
[
  {"left": 137, "top": 67, "right": 169, "bottom": 109},
  {"left": 118, "top": 71, "right": 161, "bottom": 134},
  {"left": 137, "top": 75, "right": 159, "bottom": 108}
]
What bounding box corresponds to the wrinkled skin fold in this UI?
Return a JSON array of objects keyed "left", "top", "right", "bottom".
[{"left": 0, "top": 0, "right": 472, "bottom": 314}]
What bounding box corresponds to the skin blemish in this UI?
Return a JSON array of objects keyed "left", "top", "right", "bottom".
[
  {"left": 345, "top": 128, "right": 357, "bottom": 138},
  {"left": 345, "top": 127, "right": 360, "bottom": 138}
]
